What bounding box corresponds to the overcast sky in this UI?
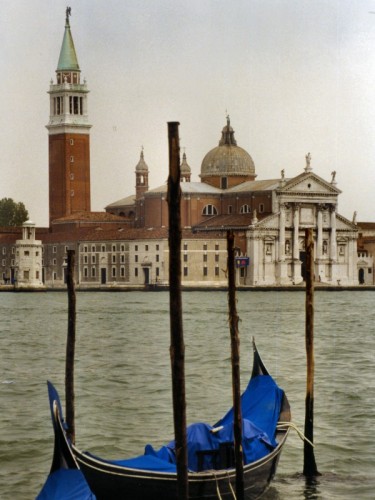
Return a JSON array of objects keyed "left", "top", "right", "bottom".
[{"left": 1, "top": 0, "right": 375, "bottom": 226}]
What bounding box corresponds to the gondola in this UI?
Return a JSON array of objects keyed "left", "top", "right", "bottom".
[{"left": 37, "top": 341, "right": 291, "bottom": 499}]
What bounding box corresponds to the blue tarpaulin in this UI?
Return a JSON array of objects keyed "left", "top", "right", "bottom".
[
  {"left": 141, "top": 374, "right": 284, "bottom": 472},
  {"left": 36, "top": 469, "right": 96, "bottom": 500}
]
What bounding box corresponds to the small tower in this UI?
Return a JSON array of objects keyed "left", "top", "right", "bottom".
[
  {"left": 47, "top": 8, "right": 92, "bottom": 225},
  {"left": 14, "top": 221, "right": 44, "bottom": 289},
  {"left": 180, "top": 151, "right": 191, "bottom": 182},
  {"left": 135, "top": 148, "right": 149, "bottom": 199}
]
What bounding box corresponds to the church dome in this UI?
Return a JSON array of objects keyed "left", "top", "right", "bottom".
[{"left": 201, "top": 117, "right": 255, "bottom": 179}]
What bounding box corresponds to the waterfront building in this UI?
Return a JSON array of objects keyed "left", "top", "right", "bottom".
[
  {"left": 1, "top": 9, "right": 373, "bottom": 289},
  {"left": 357, "top": 222, "right": 375, "bottom": 285},
  {"left": 14, "top": 222, "right": 45, "bottom": 289},
  {"left": 107, "top": 121, "right": 360, "bottom": 286}
]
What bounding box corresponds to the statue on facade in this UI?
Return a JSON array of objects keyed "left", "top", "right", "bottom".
[
  {"left": 331, "top": 171, "right": 336, "bottom": 183},
  {"left": 305, "top": 152, "right": 311, "bottom": 170},
  {"left": 281, "top": 169, "right": 285, "bottom": 181},
  {"left": 352, "top": 211, "right": 357, "bottom": 224}
]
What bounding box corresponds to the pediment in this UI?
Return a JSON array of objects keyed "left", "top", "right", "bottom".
[
  {"left": 357, "top": 260, "right": 369, "bottom": 266},
  {"left": 256, "top": 213, "right": 279, "bottom": 229},
  {"left": 336, "top": 214, "right": 358, "bottom": 231},
  {"left": 280, "top": 172, "right": 341, "bottom": 196}
]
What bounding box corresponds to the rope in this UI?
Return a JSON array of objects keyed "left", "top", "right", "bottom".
[
  {"left": 226, "top": 470, "right": 237, "bottom": 499},
  {"left": 212, "top": 471, "right": 223, "bottom": 500},
  {"left": 277, "top": 421, "right": 315, "bottom": 448},
  {"left": 213, "top": 470, "right": 237, "bottom": 500}
]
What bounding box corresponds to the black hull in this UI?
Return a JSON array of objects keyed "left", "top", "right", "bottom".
[{"left": 74, "top": 431, "right": 288, "bottom": 499}]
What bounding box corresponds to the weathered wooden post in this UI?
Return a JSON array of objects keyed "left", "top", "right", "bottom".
[
  {"left": 167, "top": 122, "right": 188, "bottom": 499},
  {"left": 303, "top": 228, "right": 319, "bottom": 476},
  {"left": 65, "top": 249, "right": 76, "bottom": 444},
  {"left": 227, "top": 230, "right": 244, "bottom": 499}
]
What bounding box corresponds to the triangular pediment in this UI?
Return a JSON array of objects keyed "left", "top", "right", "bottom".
[
  {"left": 336, "top": 214, "right": 358, "bottom": 231},
  {"left": 280, "top": 172, "right": 341, "bottom": 196},
  {"left": 255, "top": 213, "right": 279, "bottom": 230}
]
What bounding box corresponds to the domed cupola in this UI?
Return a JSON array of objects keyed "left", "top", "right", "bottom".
[
  {"left": 180, "top": 151, "right": 191, "bottom": 182},
  {"left": 200, "top": 116, "right": 256, "bottom": 189},
  {"left": 135, "top": 148, "right": 149, "bottom": 199}
]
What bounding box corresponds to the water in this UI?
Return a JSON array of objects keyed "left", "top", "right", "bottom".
[{"left": 0, "top": 290, "right": 374, "bottom": 499}]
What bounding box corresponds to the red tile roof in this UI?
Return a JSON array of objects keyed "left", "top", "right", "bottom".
[{"left": 52, "top": 211, "right": 127, "bottom": 223}]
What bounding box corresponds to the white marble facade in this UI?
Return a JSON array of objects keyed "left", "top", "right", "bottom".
[
  {"left": 14, "top": 222, "right": 45, "bottom": 289},
  {"left": 245, "top": 170, "right": 359, "bottom": 286}
]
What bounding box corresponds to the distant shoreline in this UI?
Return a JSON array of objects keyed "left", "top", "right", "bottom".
[{"left": 1, "top": 284, "right": 375, "bottom": 292}]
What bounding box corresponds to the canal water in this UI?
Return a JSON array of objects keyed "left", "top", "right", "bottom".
[{"left": 0, "top": 290, "right": 374, "bottom": 499}]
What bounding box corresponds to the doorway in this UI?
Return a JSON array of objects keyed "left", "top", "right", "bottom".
[
  {"left": 143, "top": 267, "right": 150, "bottom": 285},
  {"left": 358, "top": 268, "right": 365, "bottom": 284},
  {"left": 101, "top": 268, "right": 107, "bottom": 285}
]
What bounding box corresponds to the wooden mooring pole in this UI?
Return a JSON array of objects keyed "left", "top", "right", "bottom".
[
  {"left": 65, "top": 249, "right": 76, "bottom": 444},
  {"left": 303, "top": 228, "right": 319, "bottom": 476},
  {"left": 227, "top": 230, "right": 244, "bottom": 500},
  {"left": 167, "top": 122, "right": 188, "bottom": 499}
]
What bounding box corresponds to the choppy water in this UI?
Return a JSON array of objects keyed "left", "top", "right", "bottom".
[{"left": 0, "top": 290, "right": 374, "bottom": 499}]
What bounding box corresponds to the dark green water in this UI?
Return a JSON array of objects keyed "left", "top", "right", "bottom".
[{"left": 0, "top": 291, "right": 374, "bottom": 499}]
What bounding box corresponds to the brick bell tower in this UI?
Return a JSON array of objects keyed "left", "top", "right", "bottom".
[{"left": 47, "top": 8, "right": 92, "bottom": 226}]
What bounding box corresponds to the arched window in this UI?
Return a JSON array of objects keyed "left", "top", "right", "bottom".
[
  {"left": 240, "top": 204, "right": 251, "bottom": 214},
  {"left": 202, "top": 204, "right": 218, "bottom": 216}
]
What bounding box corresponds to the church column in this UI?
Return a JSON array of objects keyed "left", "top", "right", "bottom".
[
  {"left": 292, "top": 203, "right": 302, "bottom": 284},
  {"left": 293, "top": 204, "right": 300, "bottom": 260},
  {"left": 279, "top": 204, "right": 286, "bottom": 261},
  {"left": 329, "top": 204, "right": 338, "bottom": 284},
  {"left": 316, "top": 205, "right": 323, "bottom": 259},
  {"left": 315, "top": 204, "right": 325, "bottom": 283},
  {"left": 277, "top": 203, "right": 289, "bottom": 284},
  {"left": 330, "top": 205, "right": 337, "bottom": 261}
]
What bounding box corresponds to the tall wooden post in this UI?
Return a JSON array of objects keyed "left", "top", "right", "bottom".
[
  {"left": 227, "top": 231, "right": 244, "bottom": 499},
  {"left": 167, "top": 122, "right": 188, "bottom": 499},
  {"left": 65, "top": 249, "right": 76, "bottom": 444},
  {"left": 303, "top": 228, "right": 319, "bottom": 476}
]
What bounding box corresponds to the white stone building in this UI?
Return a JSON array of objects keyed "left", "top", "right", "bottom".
[
  {"left": 14, "top": 222, "right": 45, "bottom": 289},
  {"left": 245, "top": 164, "right": 358, "bottom": 286}
]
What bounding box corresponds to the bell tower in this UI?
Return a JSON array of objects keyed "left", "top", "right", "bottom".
[
  {"left": 47, "top": 8, "right": 92, "bottom": 225},
  {"left": 135, "top": 148, "right": 149, "bottom": 199}
]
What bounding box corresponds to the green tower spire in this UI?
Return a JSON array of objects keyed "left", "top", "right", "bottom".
[{"left": 57, "top": 7, "right": 80, "bottom": 72}]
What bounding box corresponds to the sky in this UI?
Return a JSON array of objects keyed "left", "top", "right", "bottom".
[{"left": 1, "top": 0, "right": 375, "bottom": 226}]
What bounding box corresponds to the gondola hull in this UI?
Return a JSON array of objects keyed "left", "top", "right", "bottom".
[{"left": 73, "top": 423, "right": 289, "bottom": 499}]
